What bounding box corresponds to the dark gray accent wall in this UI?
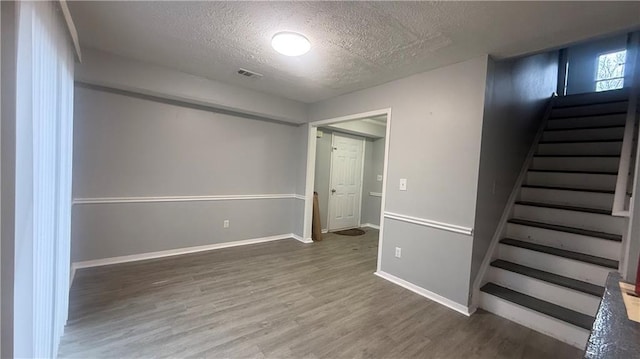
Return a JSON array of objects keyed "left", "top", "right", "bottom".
[
  {"left": 72, "top": 86, "right": 302, "bottom": 262},
  {"left": 471, "top": 52, "right": 559, "bottom": 289},
  {"left": 565, "top": 34, "right": 628, "bottom": 95}
]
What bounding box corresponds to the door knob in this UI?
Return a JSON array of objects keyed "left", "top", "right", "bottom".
[{"left": 331, "top": 189, "right": 336, "bottom": 194}]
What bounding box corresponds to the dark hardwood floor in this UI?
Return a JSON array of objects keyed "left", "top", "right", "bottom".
[{"left": 59, "top": 229, "right": 582, "bottom": 358}]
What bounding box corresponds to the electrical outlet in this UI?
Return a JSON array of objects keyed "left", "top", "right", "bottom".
[
  {"left": 395, "top": 247, "right": 402, "bottom": 258},
  {"left": 399, "top": 178, "right": 407, "bottom": 191},
  {"left": 223, "top": 220, "right": 230, "bottom": 228},
  {"left": 377, "top": 174, "right": 383, "bottom": 182}
]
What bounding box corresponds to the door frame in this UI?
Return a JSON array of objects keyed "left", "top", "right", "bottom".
[
  {"left": 326, "top": 132, "right": 366, "bottom": 232},
  {"left": 303, "top": 108, "right": 391, "bottom": 272}
]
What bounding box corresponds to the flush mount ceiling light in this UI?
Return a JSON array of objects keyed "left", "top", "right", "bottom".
[{"left": 271, "top": 32, "right": 311, "bottom": 56}]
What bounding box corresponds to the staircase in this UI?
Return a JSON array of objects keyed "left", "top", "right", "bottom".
[{"left": 478, "top": 89, "right": 631, "bottom": 349}]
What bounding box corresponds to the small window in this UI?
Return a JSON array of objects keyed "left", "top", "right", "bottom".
[{"left": 595, "top": 49, "right": 626, "bottom": 92}]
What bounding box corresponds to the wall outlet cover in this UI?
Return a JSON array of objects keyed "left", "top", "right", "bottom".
[
  {"left": 377, "top": 174, "right": 383, "bottom": 181},
  {"left": 395, "top": 247, "right": 402, "bottom": 258},
  {"left": 223, "top": 220, "right": 230, "bottom": 228},
  {"left": 399, "top": 178, "right": 407, "bottom": 191}
]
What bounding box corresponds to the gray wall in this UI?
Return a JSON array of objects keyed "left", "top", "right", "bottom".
[
  {"left": 1, "top": 2, "right": 17, "bottom": 356},
  {"left": 361, "top": 137, "right": 385, "bottom": 226},
  {"left": 76, "top": 48, "right": 308, "bottom": 124},
  {"left": 72, "top": 86, "right": 302, "bottom": 262},
  {"left": 565, "top": 34, "right": 628, "bottom": 95},
  {"left": 309, "top": 56, "right": 489, "bottom": 306},
  {"left": 470, "top": 52, "right": 559, "bottom": 288}
]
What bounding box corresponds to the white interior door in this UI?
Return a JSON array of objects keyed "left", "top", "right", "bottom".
[{"left": 328, "top": 133, "right": 365, "bottom": 231}]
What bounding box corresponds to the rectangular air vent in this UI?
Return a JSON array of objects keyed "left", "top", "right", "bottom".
[{"left": 237, "top": 68, "right": 263, "bottom": 79}]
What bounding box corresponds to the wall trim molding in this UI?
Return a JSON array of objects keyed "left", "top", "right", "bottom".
[
  {"left": 369, "top": 192, "right": 382, "bottom": 197},
  {"left": 71, "top": 233, "right": 308, "bottom": 274},
  {"left": 383, "top": 211, "right": 473, "bottom": 236},
  {"left": 72, "top": 194, "right": 300, "bottom": 205},
  {"left": 291, "top": 234, "right": 313, "bottom": 243},
  {"left": 374, "top": 271, "right": 474, "bottom": 316},
  {"left": 294, "top": 194, "right": 306, "bottom": 201},
  {"left": 361, "top": 223, "right": 380, "bottom": 230}
]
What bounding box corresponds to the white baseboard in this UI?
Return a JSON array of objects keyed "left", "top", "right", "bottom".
[
  {"left": 374, "top": 271, "right": 474, "bottom": 316},
  {"left": 292, "top": 234, "right": 313, "bottom": 244},
  {"left": 361, "top": 223, "right": 380, "bottom": 230},
  {"left": 72, "top": 233, "right": 304, "bottom": 273}
]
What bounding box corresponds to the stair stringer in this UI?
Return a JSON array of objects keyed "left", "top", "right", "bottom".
[{"left": 470, "top": 93, "right": 557, "bottom": 308}]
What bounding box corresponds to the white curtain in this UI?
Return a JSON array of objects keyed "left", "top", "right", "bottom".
[{"left": 14, "top": 1, "right": 74, "bottom": 358}]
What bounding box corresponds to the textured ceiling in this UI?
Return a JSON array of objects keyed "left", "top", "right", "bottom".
[{"left": 69, "top": 1, "right": 640, "bottom": 103}]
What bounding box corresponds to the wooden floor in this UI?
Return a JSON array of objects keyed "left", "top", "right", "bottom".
[{"left": 59, "top": 229, "right": 582, "bottom": 358}]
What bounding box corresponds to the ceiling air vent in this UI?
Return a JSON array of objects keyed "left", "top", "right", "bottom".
[{"left": 237, "top": 68, "right": 263, "bottom": 79}]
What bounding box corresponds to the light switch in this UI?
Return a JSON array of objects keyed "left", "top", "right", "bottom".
[
  {"left": 377, "top": 174, "right": 383, "bottom": 182},
  {"left": 399, "top": 178, "right": 407, "bottom": 191}
]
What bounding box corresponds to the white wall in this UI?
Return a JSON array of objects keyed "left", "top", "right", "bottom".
[
  {"left": 72, "top": 86, "right": 304, "bottom": 262},
  {"left": 471, "top": 52, "right": 559, "bottom": 288},
  {"left": 309, "top": 56, "right": 490, "bottom": 306},
  {"left": 76, "top": 48, "right": 308, "bottom": 124}
]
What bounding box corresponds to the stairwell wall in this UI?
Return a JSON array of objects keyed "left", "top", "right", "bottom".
[{"left": 470, "top": 52, "right": 559, "bottom": 289}]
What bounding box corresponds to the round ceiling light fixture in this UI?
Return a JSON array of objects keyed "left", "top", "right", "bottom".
[{"left": 271, "top": 32, "right": 311, "bottom": 56}]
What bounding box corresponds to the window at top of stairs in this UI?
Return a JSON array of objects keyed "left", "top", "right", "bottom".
[{"left": 595, "top": 49, "right": 626, "bottom": 92}]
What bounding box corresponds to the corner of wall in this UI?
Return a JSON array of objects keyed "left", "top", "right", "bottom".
[{"left": 469, "top": 51, "right": 560, "bottom": 295}]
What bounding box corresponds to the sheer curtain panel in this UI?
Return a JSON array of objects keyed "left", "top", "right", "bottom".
[{"left": 14, "top": 1, "right": 74, "bottom": 357}]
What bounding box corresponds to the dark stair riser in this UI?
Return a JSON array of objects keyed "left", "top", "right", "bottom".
[
  {"left": 490, "top": 260, "right": 604, "bottom": 297},
  {"left": 514, "top": 201, "right": 610, "bottom": 215},
  {"left": 507, "top": 219, "right": 621, "bottom": 242},
  {"left": 480, "top": 283, "right": 595, "bottom": 330},
  {"left": 500, "top": 238, "right": 619, "bottom": 269},
  {"left": 521, "top": 185, "right": 615, "bottom": 194}
]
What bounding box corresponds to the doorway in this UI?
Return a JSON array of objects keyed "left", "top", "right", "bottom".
[
  {"left": 303, "top": 109, "right": 391, "bottom": 271},
  {"left": 326, "top": 132, "right": 365, "bottom": 231}
]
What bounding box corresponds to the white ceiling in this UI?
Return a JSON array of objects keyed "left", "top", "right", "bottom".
[{"left": 69, "top": 1, "right": 640, "bottom": 103}]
